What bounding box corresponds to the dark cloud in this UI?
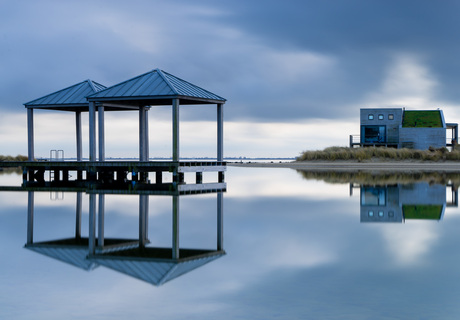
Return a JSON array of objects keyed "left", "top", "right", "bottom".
[{"left": 2, "top": 0, "right": 460, "bottom": 122}]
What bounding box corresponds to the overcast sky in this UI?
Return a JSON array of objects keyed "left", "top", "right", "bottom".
[{"left": 1, "top": 0, "right": 460, "bottom": 158}]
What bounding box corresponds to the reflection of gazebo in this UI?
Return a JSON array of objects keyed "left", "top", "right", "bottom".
[
  {"left": 88, "top": 193, "right": 225, "bottom": 286},
  {"left": 24, "top": 189, "right": 225, "bottom": 286},
  {"left": 24, "top": 192, "right": 139, "bottom": 271},
  {"left": 91, "top": 248, "right": 224, "bottom": 286}
]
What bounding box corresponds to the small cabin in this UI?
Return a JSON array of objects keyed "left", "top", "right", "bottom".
[{"left": 350, "top": 108, "right": 458, "bottom": 150}]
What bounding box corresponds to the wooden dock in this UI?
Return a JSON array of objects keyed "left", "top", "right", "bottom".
[{"left": 0, "top": 160, "right": 226, "bottom": 195}]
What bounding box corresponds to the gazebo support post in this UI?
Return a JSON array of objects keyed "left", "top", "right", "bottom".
[
  {"left": 27, "top": 108, "right": 34, "bottom": 161},
  {"left": 217, "top": 192, "right": 223, "bottom": 251},
  {"left": 98, "top": 194, "right": 105, "bottom": 247},
  {"left": 88, "top": 193, "right": 96, "bottom": 255},
  {"left": 172, "top": 99, "right": 180, "bottom": 162},
  {"left": 27, "top": 191, "right": 34, "bottom": 244},
  {"left": 76, "top": 111, "right": 82, "bottom": 161},
  {"left": 76, "top": 192, "right": 82, "bottom": 239},
  {"left": 89, "top": 102, "right": 97, "bottom": 161},
  {"left": 217, "top": 103, "right": 223, "bottom": 162},
  {"left": 98, "top": 105, "right": 105, "bottom": 162},
  {"left": 172, "top": 195, "right": 179, "bottom": 259},
  {"left": 139, "top": 194, "right": 149, "bottom": 248},
  {"left": 139, "top": 106, "right": 147, "bottom": 161},
  {"left": 145, "top": 108, "right": 149, "bottom": 160}
]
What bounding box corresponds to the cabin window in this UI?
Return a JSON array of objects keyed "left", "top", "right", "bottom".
[
  {"left": 368, "top": 114, "right": 374, "bottom": 120},
  {"left": 368, "top": 211, "right": 374, "bottom": 217},
  {"left": 378, "top": 114, "right": 384, "bottom": 120},
  {"left": 388, "top": 114, "right": 394, "bottom": 120},
  {"left": 388, "top": 211, "right": 394, "bottom": 217},
  {"left": 378, "top": 211, "right": 384, "bottom": 217},
  {"left": 361, "top": 125, "right": 386, "bottom": 143},
  {"left": 361, "top": 187, "right": 386, "bottom": 206}
]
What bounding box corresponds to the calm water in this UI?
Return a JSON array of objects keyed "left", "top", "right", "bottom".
[{"left": 1, "top": 166, "right": 460, "bottom": 319}]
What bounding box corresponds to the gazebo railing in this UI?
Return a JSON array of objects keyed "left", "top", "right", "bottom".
[{"left": 50, "top": 149, "right": 64, "bottom": 161}]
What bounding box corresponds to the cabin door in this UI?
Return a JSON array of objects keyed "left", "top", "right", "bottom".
[{"left": 361, "top": 125, "right": 386, "bottom": 144}]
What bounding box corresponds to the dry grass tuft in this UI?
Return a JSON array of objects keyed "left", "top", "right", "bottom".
[{"left": 297, "top": 147, "right": 460, "bottom": 162}]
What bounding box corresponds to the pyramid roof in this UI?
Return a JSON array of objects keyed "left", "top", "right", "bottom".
[
  {"left": 24, "top": 79, "right": 106, "bottom": 111},
  {"left": 90, "top": 247, "right": 225, "bottom": 286},
  {"left": 25, "top": 241, "right": 98, "bottom": 271},
  {"left": 87, "top": 69, "right": 226, "bottom": 106}
]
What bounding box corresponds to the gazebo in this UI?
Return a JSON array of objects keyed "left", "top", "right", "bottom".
[
  {"left": 25, "top": 69, "right": 226, "bottom": 162},
  {"left": 21, "top": 69, "right": 226, "bottom": 186},
  {"left": 24, "top": 79, "right": 107, "bottom": 161},
  {"left": 86, "top": 68, "right": 226, "bottom": 163}
]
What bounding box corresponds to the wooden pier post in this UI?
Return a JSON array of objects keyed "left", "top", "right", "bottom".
[
  {"left": 156, "top": 171, "right": 162, "bottom": 184},
  {"left": 196, "top": 172, "right": 203, "bottom": 184}
]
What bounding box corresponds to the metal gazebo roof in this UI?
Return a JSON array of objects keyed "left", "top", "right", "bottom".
[
  {"left": 90, "top": 248, "right": 225, "bottom": 286},
  {"left": 87, "top": 68, "right": 226, "bottom": 106},
  {"left": 24, "top": 79, "right": 106, "bottom": 111}
]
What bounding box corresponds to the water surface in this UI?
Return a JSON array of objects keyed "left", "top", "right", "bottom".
[{"left": 1, "top": 166, "right": 460, "bottom": 319}]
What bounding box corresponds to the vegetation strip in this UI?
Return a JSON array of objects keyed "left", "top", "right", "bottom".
[{"left": 297, "top": 146, "right": 460, "bottom": 162}]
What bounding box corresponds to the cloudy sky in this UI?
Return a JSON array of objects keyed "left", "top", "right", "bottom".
[{"left": 1, "top": 0, "right": 460, "bottom": 158}]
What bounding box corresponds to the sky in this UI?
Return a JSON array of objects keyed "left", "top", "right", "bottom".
[{"left": 1, "top": 0, "right": 460, "bottom": 158}]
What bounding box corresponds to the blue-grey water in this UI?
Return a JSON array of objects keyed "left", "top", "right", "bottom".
[{"left": 1, "top": 166, "right": 460, "bottom": 319}]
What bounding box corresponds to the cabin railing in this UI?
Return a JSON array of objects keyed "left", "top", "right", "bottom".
[{"left": 349, "top": 135, "right": 399, "bottom": 148}]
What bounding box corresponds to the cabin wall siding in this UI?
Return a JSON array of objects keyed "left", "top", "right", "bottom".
[
  {"left": 399, "top": 127, "right": 446, "bottom": 149},
  {"left": 360, "top": 108, "right": 403, "bottom": 144},
  {"left": 399, "top": 183, "right": 446, "bottom": 205}
]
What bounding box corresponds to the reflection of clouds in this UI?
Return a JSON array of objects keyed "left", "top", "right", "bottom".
[
  {"left": 0, "top": 170, "right": 23, "bottom": 187},
  {"left": 5, "top": 167, "right": 460, "bottom": 318},
  {"left": 267, "top": 239, "right": 336, "bottom": 268},
  {"left": 380, "top": 223, "right": 439, "bottom": 266},
  {"left": 0, "top": 192, "right": 27, "bottom": 208},
  {"left": 227, "top": 167, "right": 349, "bottom": 200}
]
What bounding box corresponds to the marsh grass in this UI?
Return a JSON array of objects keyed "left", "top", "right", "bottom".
[
  {"left": 297, "top": 146, "right": 460, "bottom": 162},
  {"left": 296, "top": 170, "right": 460, "bottom": 187},
  {"left": 0, "top": 155, "right": 28, "bottom": 162},
  {"left": 0, "top": 155, "right": 27, "bottom": 174}
]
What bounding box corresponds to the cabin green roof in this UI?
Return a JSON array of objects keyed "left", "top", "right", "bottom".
[
  {"left": 402, "top": 110, "right": 443, "bottom": 128},
  {"left": 402, "top": 205, "right": 443, "bottom": 220}
]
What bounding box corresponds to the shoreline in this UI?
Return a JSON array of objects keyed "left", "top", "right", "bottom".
[{"left": 228, "top": 160, "right": 460, "bottom": 172}]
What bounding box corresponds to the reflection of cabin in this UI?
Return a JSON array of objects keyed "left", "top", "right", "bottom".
[
  {"left": 360, "top": 182, "right": 457, "bottom": 223},
  {"left": 350, "top": 108, "right": 458, "bottom": 149}
]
